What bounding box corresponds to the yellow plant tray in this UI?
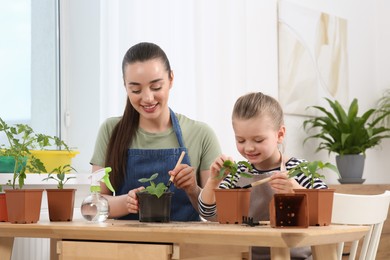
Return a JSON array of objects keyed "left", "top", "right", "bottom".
[{"left": 28, "top": 150, "right": 79, "bottom": 173}]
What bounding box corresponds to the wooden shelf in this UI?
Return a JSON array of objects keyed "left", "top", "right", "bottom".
[{"left": 329, "top": 184, "right": 390, "bottom": 260}]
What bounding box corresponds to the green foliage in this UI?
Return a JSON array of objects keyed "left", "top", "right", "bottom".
[
  {"left": 303, "top": 98, "right": 390, "bottom": 156},
  {"left": 288, "top": 160, "right": 340, "bottom": 188},
  {"left": 0, "top": 117, "right": 70, "bottom": 189},
  {"left": 218, "top": 160, "right": 253, "bottom": 188},
  {"left": 138, "top": 173, "right": 168, "bottom": 198},
  {"left": 42, "top": 164, "right": 77, "bottom": 189},
  {"left": 375, "top": 89, "right": 390, "bottom": 128}
]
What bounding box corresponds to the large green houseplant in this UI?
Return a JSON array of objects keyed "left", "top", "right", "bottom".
[{"left": 303, "top": 98, "right": 390, "bottom": 183}]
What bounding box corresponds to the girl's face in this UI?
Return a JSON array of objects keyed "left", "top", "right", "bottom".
[
  {"left": 232, "top": 114, "right": 285, "bottom": 170},
  {"left": 123, "top": 58, "right": 173, "bottom": 121}
]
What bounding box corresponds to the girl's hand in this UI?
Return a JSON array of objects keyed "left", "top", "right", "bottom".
[
  {"left": 210, "top": 154, "right": 234, "bottom": 179},
  {"left": 126, "top": 186, "right": 145, "bottom": 213},
  {"left": 269, "top": 171, "right": 302, "bottom": 193}
]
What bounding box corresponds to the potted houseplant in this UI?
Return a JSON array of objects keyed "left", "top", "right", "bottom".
[
  {"left": 136, "top": 173, "right": 173, "bottom": 222},
  {"left": 214, "top": 160, "right": 253, "bottom": 224},
  {"left": 0, "top": 117, "right": 71, "bottom": 223},
  {"left": 288, "top": 160, "right": 340, "bottom": 226},
  {"left": 303, "top": 98, "right": 390, "bottom": 184},
  {"left": 42, "top": 164, "right": 77, "bottom": 221}
]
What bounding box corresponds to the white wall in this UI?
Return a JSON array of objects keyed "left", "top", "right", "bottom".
[{"left": 63, "top": 0, "right": 390, "bottom": 184}]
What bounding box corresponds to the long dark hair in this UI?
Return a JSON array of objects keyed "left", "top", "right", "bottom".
[{"left": 105, "top": 42, "right": 172, "bottom": 190}]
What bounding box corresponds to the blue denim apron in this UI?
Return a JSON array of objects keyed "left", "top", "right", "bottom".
[{"left": 118, "top": 109, "right": 200, "bottom": 221}]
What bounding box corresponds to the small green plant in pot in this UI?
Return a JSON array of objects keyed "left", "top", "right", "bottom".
[
  {"left": 136, "top": 173, "right": 172, "bottom": 222},
  {"left": 287, "top": 160, "right": 340, "bottom": 226},
  {"left": 303, "top": 98, "right": 390, "bottom": 184},
  {"left": 43, "top": 164, "right": 77, "bottom": 221},
  {"left": 214, "top": 160, "right": 253, "bottom": 224},
  {"left": 217, "top": 160, "right": 253, "bottom": 188}
]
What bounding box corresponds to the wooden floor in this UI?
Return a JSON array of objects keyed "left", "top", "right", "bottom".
[{"left": 329, "top": 184, "right": 390, "bottom": 260}]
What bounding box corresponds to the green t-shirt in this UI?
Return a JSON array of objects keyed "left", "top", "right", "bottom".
[{"left": 90, "top": 113, "right": 221, "bottom": 179}]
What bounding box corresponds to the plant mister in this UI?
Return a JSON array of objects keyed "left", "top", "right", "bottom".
[{"left": 81, "top": 167, "right": 115, "bottom": 222}]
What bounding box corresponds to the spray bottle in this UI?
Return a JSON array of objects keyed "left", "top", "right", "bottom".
[{"left": 81, "top": 167, "right": 115, "bottom": 222}]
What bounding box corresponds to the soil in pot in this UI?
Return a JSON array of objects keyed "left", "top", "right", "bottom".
[
  {"left": 137, "top": 191, "right": 173, "bottom": 222},
  {"left": 46, "top": 189, "right": 76, "bottom": 221},
  {"left": 214, "top": 188, "right": 251, "bottom": 224}
]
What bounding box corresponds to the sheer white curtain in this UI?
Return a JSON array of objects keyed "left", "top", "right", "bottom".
[{"left": 99, "top": 0, "right": 278, "bottom": 157}]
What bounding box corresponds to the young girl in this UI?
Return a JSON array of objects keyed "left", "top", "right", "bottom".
[{"left": 198, "top": 92, "right": 327, "bottom": 259}]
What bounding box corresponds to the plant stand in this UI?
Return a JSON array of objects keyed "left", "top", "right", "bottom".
[
  {"left": 214, "top": 189, "right": 251, "bottom": 224},
  {"left": 269, "top": 193, "right": 308, "bottom": 228},
  {"left": 137, "top": 192, "right": 173, "bottom": 222},
  {"left": 46, "top": 189, "right": 76, "bottom": 221},
  {"left": 5, "top": 189, "right": 43, "bottom": 224},
  {"left": 293, "top": 189, "right": 335, "bottom": 226},
  {"left": 0, "top": 193, "right": 8, "bottom": 221}
]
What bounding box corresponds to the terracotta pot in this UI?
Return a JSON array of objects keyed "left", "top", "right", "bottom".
[
  {"left": 137, "top": 191, "right": 173, "bottom": 222},
  {"left": 5, "top": 189, "right": 43, "bottom": 224},
  {"left": 214, "top": 189, "right": 251, "bottom": 224},
  {"left": 46, "top": 189, "right": 76, "bottom": 221},
  {"left": 293, "top": 189, "right": 335, "bottom": 226},
  {"left": 0, "top": 193, "right": 8, "bottom": 222},
  {"left": 269, "top": 193, "right": 308, "bottom": 228}
]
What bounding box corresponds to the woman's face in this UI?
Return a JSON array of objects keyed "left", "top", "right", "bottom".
[
  {"left": 232, "top": 114, "right": 285, "bottom": 170},
  {"left": 123, "top": 58, "right": 173, "bottom": 121}
]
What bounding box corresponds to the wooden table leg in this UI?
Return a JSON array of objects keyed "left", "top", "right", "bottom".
[
  {"left": 311, "top": 244, "right": 338, "bottom": 260},
  {"left": 50, "top": 238, "right": 59, "bottom": 260},
  {"left": 0, "top": 237, "right": 14, "bottom": 260},
  {"left": 270, "top": 247, "right": 290, "bottom": 260}
]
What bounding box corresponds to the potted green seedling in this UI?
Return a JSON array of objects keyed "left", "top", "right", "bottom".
[
  {"left": 0, "top": 117, "right": 73, "bottom": 223},
  {"left": 214, "top": 160, "right": 253, "bottom": 224},
  {"left": 136, "top": 173, "right": 173, "bottom": 222},
  {"left": 288, "top": 160, "right": 340, "bottom": 226},
  {"left": 43, "top": 164, "right": 77, "bottom": 221}
]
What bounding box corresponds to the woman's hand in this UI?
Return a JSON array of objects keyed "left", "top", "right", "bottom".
[
  {"left": 169, "top": 164, "right": 196, "bottom": 193},
  {"left": 126, "top": 186, "right": 145, "bottom": 213},
  {"left": 269, "top": 171, "right": 302, "bottom": 193}
]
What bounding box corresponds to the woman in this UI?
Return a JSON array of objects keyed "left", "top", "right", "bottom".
[{"left": 90, "top": 42, "right": 221, "bottom": 221}]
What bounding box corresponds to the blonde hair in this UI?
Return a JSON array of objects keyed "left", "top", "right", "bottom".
[{"left": 232, "top": 92, "right": 284, "bottom": 130}]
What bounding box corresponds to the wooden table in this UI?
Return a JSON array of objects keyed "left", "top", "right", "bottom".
[{"left": 0, "top": 220, "right": 369, "bottom": 260}]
